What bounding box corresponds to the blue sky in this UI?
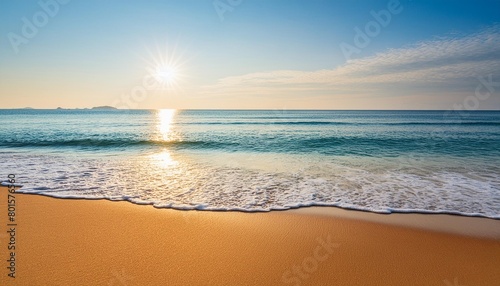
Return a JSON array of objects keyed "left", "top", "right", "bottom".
[{"left": 0, "top": 0, "right": 499, "bottom": 109}]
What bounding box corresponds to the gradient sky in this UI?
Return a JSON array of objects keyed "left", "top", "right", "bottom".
[{"left": 1, "top": 0, "right": 499, "bottom": 109}]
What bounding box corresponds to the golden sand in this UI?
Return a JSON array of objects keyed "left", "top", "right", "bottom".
[{"left": 0, "top": 190, "right": 499, "bottom": 285}]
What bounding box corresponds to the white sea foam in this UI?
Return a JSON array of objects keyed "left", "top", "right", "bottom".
[
  {"left": 3, "top": 151, "right": 499, "bottom": 219},
  {"left": 0, "top": 181, "right": 23, "bottom": 187}
]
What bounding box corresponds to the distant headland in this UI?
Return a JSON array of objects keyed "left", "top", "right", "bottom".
[
  {"left": 50, "top": 106, "right": 118, "bottom": 110},
  {"left": 90, "top": 106, "right": 118, "bottom": 110},
  {"left": 8, "top": 106, "right": 119, "bottom": 110}
]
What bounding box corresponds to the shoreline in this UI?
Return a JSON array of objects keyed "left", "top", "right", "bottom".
[
  {"left": 1, "top": 190, "right": 499, "bottom": 285},
  {"left": 14, "top": 191, "right": 500, "bottom": 239},
  {"left": 293, "top": 205, "right": 500, "bottom": 239}
]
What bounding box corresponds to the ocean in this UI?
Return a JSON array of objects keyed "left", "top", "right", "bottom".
[{"left": 1, "top": 109, "right": 499, "bottom": 218}]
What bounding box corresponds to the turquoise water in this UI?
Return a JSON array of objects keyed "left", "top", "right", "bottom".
[{"left": 1, "top": 109, "right": 499, "bottom": 217}]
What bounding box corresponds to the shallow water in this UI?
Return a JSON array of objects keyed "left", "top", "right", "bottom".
[{"left": 1, "top": 109, "right": 499, "bottom": 218}]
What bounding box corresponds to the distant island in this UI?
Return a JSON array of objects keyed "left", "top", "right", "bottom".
[
  {"left": 52, "top": 106, "right": 117, "bottom": 110},
  {"left": 49, "top": 106, "right": 117, "bottom": 110},
  {"left": 91, "top": 106, "right": 117, "bottom": 110}
]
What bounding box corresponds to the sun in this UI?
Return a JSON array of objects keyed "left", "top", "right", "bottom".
[
  {"left": 143, "top": 42, "right": 189, "bottom": 91},
  {"left": 154, "top": 65, "right": 177, "bottom": 86}
]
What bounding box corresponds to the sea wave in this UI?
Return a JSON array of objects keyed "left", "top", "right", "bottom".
[
  {"left": 2, "top": 135, "right": 499, "bottom": 157},
  {"left": 0, "top": 139, "right": 235, "bottom": 149},
  {"left": 5, "top": 152, "right": 499, "bottom": 219}
]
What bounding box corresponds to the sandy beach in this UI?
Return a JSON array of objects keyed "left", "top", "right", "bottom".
[
  {"left": 1, "top": 189, "right": 499, "bottom": 286},
  {"left": 2, "top": 0, "right": 500, "bottom": 284}
]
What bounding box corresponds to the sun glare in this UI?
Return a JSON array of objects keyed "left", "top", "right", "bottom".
[
  {"left": 155, "top": 65, "right": 177, "bottom": 85},
  {"left": 158, "top": 109, "right": 176, "bottom": 141},
  {"left": 150, "top": 109, "right": 179, "bottom": 168},
  {"left": 153, "top": 149, "right": 178, "bottom": 168},
  {"left": 144, "top": 43, "right": 188, "bottom": 91}
]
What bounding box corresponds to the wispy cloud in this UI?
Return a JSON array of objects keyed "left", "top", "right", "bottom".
[{"left": 200, "top": 25, "right": 500, "bottom": 98}]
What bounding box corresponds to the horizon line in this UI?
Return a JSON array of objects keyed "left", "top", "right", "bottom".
[{"left": 2, "top": 108, "right": 500, "bottom": 111}]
